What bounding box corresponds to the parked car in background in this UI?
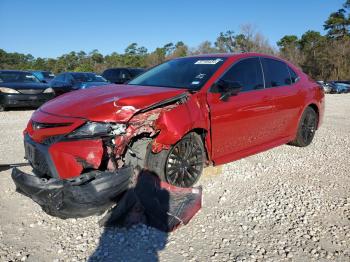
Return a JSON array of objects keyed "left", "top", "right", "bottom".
[
  {"left": 50, "top": 72, "right": 110, "bottom": 96},
  {"left": 0, "top": 70, "right": 54, "bottom": 111},
  {"left": 317, "top": 81, "right": 332, "bottom": 93},
  {"left": 328, "top": 81, "right": 350, "bottom": 94},
  {"left": 30, "top": 70, "right": 55, "bottom": 83},
  {"left": 102, "top": 67, "right": 145, "bottom": 84}
]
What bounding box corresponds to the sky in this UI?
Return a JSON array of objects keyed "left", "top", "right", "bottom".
[{"left": 0, "top": 0, "right": 345, "bottom": 58}]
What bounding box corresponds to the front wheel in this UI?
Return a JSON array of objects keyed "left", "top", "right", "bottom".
[
  {"left": 289, "top": 107, "right": 318, "bottom": 147},
  {"left": 146, "top": 132, "right": 205, "bottom": 187}
]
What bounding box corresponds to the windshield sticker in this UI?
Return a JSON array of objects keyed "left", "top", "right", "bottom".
[
  {"left": 191, "top": 81, "right": 200, "bottom": 85},
  {"left": 194, "top": 58, "right": 223, "bottom": 65}
]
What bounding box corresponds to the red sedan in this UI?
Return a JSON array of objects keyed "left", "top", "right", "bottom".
[{"left": 12, "top": 53, "right": 324, "bottom": 217}]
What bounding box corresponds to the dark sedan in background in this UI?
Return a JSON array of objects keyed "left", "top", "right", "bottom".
[
  {"left": 30, "top": 70, "right": 55, "bottom": 83},
  {"left": 102, "top": 67, "right": 145, "bottom": 84},
  {"left": 50, "top": 72, "right": 110, "bottom": 96},
  {"left": 328, "top": 81, "right": 350, "bottom": 94},
  {"left": 0, "top": 70, "right": 55, "bottom": 111}
]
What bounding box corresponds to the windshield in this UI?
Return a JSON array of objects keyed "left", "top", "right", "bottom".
[
  {"left": 0, "top": 71, "right": 41, "bottom": 83},
  {"left": 42, "top": 71, "right": 55, "bottom": 79},
  {"left": 128, "top": 57, "right": 226, "bottom": 90},
  {"left": 72, "top": 73, "right": 108, "bottom": 83}
]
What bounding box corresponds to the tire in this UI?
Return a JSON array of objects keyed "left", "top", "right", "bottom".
[
  {"left": 145, "top": 132, "right": 205, "bottom": 188},
  {"left": 289, "top": 107, "right": 318, "bottom": 147},
  {"left": 0, "top": 105, "right": 5, "bottom": 112}
]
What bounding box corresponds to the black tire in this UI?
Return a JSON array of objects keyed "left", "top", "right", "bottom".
[
  {"left": 0, "top": 105, "right": 5, "bottom": 112},
  {"left": 289, "top": 107, "right": 318, "bottom": 147},
  {"left": 145, "top": 132, "right": 205, "bottom": 187}
]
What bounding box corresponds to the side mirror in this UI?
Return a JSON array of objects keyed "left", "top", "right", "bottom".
[{"left": 215, "top": 80, "right": 242, "bottom": 101}]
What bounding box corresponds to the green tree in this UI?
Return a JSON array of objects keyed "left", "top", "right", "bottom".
[{"left": 324, "top": 8, "right": 350, "bottom": 38}]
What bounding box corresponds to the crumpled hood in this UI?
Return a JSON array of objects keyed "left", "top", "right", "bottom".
[{"left": 39, "top": 84, "right": 187, "bottom": 122}]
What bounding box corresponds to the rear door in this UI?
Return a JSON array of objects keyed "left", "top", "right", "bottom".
[
  {"left": 261, "top": 58, "right": 303, "bottom": 138},
  {"left": 207, "top": 57, "right": 277, "bottom": 164}
]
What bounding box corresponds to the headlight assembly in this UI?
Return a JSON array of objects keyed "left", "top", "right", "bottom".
[
  {"left": 0, "top": 87, "right": 20, "bottom": 94},
  {"left": 43, "top": 87, "right": 54, "bottom": 93},
  {"left": 67, "top": 122, "right": 126, "bottom": 139}
]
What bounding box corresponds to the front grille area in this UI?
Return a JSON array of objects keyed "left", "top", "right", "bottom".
[
  {"left": 24, "top": 143, "right": 51, "bottom": 177},
  {"left": 42, "top": 135, "right": 63, "bottom": 145},
  {"left": 17, "top": 89, "right": 43, "bottom": 94},
  {"left": 32, "top": 149, "right": 51, "bottom": 176}
]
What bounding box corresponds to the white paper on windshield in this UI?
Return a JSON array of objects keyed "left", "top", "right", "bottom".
[{"left": 194, "top": 58, "right": 222, "bottom": 65}]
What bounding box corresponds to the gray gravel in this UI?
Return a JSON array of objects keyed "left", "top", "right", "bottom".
[{"left": 0, "top": 94, "right": 349, "bottom": 262}]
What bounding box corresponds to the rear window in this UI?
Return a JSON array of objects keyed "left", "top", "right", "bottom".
[
  {"left": 129, "top": 68, "right": 145, "bottom": 77},
  {"left": 262, "top": 58, "right": 291, "bottom": 87},
  {"left": 103, "top": 69, "right": 121, "bottom": 79}
]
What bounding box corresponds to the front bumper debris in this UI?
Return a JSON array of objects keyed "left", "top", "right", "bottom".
[
  {"left": 99, "top": 170, "right": 202, "bottom": 232},
  {"left": 11, "top": 166, "right": 133, "bottom": 218}
]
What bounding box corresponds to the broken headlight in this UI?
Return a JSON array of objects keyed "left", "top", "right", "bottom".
[{"left": 67, "top": 122, "right": 126, "bottom": 139}]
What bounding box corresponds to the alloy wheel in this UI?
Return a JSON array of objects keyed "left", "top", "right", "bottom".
[
  {"left": 301, "top": 111, "right": 317, "bottom": 144},
  {"left": 165, "top": 137, "right": 204, "bottom": 187}
]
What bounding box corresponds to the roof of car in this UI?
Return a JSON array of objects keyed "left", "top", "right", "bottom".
[
  {"left": 0, "top": 70, "right": 33, "bottom": 73},
  {"left": 105, "top": 67, "right": 145, "bottom": 70},
  {"left": 186, "top": 52, "right": 276, "bottom": 58},
  {"left": 64, "top": 72, "right": 97, "bottom": 74},
  {"left": 29, "top": 70, "right": 52, "bottom": 73}
]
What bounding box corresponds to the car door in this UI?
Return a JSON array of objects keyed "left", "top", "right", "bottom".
[
  {"left": 51, "top": 73, "right": 71, "bottom": 95},
  {"left": 261, "top": 58, "right": 303, "bottom": 139},
  {"left": 207, "top": 57, "right": 278, "bottom": 165}
]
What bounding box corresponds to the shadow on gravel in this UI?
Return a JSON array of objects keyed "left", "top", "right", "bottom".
[
  {"left": 89, "top": 169, "right": 202, "bottom": 261},
  {"left": 89, "top": 170, "right": 170, "bottom": 261}
]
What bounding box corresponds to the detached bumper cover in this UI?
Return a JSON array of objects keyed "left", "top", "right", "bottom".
[
  {"left": 99, "top": 171, "right": 202, "bottom": 232},
  {"left": 11, "top": 166, "right": 133, "bottom": 218}
]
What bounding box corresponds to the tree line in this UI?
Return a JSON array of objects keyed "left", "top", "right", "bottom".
[{"left": 1, "top": 1, "right": 349, "bottom": 80}]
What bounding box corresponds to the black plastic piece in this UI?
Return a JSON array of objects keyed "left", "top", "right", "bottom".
[
  {"left": 99, "top": 170, "right": 202, "bottom": 232},
  {"left": 11, "top": 167, "right": 133, "bottom": 219}
]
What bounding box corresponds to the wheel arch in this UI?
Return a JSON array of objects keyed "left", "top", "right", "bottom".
[{"left": 188, "top": 128, "right": 211, "bottom": 165}]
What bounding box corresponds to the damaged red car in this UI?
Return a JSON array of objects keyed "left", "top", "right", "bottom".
[{"left": 12, "top": 53, "right": 324, "bottom": 218}]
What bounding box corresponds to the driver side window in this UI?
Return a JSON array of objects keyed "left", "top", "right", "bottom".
[{"left": 221, "top": 57, "right": 264, "bottom": 92}]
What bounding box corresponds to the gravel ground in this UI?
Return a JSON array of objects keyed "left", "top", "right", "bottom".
[{"left": 0, "top": 94, "right": 349, "bottom": 262}]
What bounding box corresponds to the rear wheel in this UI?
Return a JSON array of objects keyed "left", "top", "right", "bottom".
[
  {"left": 145, "top": 132, "right": 205, "bottom": 187},
  {"left": 289, "top": 107, "right": 318, "bottom": 147}
]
